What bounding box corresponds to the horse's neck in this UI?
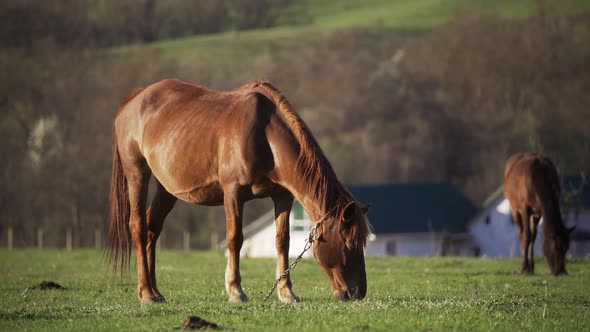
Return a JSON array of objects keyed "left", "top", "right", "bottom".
[
  {"left": 255, "top": 82, "right": 342, "bottom": 223},
  {"left": 288, "top": 179, "right": 341, "bottom": 223},
  {"left": 293, "top": 190, "right": 329, "bottom": 223},
  {"left": 542, "top": 212, "right": 565, "bottom": 234},
  {"left": 540, "top": 193, "right": 565, "bottom": 234}
]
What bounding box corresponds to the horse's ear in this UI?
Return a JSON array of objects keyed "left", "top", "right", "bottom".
[
  {"left": 341, "top": 201, "right": 357, "bottom": 223},
  {"left": 361, "top": 203, "right": 372, "bottom": 215},
  {"left": 567, "top": 225, "right": 576, "bottom": 234}
]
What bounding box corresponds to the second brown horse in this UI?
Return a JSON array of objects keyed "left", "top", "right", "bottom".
[
  {"left": 107, "top": 79, "right": 370, "bottom": 303},
  {"left": 504, "top": 152, "right": 574, "bottom": 275}
]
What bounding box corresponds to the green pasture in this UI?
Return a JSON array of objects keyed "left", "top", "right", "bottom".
[
  {"left": 110, "top": 0, "right": 589, "bottom": 70},
  {"left": 291, "top": 0, "right": 589, "bottom": 29},
  {"left": 1, "top": 249, "right": 589, "bottom": 331}
]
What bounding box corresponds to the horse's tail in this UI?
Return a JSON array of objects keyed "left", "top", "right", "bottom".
[
  {"left": 106, "top": 128, "right": 131, "bottom": 278},
  {"left": 106, "top": 88, "right": 144, "bottom": 276}
]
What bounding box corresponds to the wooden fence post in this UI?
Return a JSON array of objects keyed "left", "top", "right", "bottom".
[
  {"left": 7, "top": 227, "right": 13, "bottom": 250},
  {"left": 183, "top": 230, "right": 190, "bottom": 252},
  {"left": 94, "top": 228, "right": 101, "bottom": 249},
  {"left": 37, "top": 228, "right": 43, "bottom": 249},
  {"left": 66, "top": 226, "right": 73, "bottom": 251},
  {"left": 211, "top": 231, "right": 218, "bottom": 250}
]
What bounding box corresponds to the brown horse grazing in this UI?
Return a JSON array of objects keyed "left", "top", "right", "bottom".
[
  {"left": 107, "top": 79, "right": 371, "bottom": 303},
  {"left": 504, "top": 152, "right": 575, "bottom": 276}
]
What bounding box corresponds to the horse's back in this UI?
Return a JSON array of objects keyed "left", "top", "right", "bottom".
[
  {"left": 114, "top": 79, "right": 287, "bottom": 202},
  {"left": 115, "top": 80, "right": 215, "bottom": 138},
  {"left": 504, "top": 152, "right": 560, "bottom": 210},
  {"left": 504, "top": 152, "right": 537, "bottom": 178},
  {"left": 505, "top": 153, "right": 558, "bottom": 184}
]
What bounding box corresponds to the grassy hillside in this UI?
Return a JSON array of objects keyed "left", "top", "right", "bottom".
[
  {"left": 110, "top": 0, "right": 589, "bottom": 69},
  {"left": 1, "top": 250, "right": 589, "bottom": 331},
  {"left": 308, "top": 0, "right": 484, "bottom": 29},
  {"left": 305, "top": 0, "right": 589, "bottom": 28}
]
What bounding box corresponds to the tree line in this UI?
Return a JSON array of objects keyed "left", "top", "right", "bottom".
[{"left": 0, "top": 0, "right": 303, "bottom": 48}]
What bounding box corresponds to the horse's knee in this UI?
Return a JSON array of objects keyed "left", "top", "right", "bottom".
[
  {"left": 146, "top": 232, "right": 158, "bottom": 250},
  {"left": 129, "top": 215, "right": 147, "bottom": 241},
  {"left": 275, "top": 233, "right": 289, "bottom": 250},
  {"left": 226, "top": 232, "right": 244, "bottom": 252}
]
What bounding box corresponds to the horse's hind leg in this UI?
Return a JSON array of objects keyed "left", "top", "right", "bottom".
[
  {"left": 223, "top": 185, "right": 248, "bottom": 303},
  {"left": 124, "top": 157, "right": 160, "bottom": 303},
  {"left": 528, "top": 214, "right": 540, "bottom": 274},
  {"left": 513, "top": 210, "right": 530, "bottom": 274},
  {"left": 519, "top": 209, "right": 534, "bottom": 274},
  {"left": 121, "top": 145, "right": 165, "bottom": 303},
  {"left": 272, "top": 192, "right": 300, "bottom": 303},
  {"left": 146, "top": 180, "right": 177, "bottom": 301}
]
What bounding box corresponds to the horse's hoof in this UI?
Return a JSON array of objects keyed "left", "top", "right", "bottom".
[
  {"left": 228, "top": 292, "right": 248, "bottom": 303},
  {"left": 139, "top": 293, "right": 165, "bottom": 304},
  {"left": 278, "top": 289, "right": 300, "bottom": 303},
  {"left": 140, "top": 296, "right": 160, "bottom": 304},
  {"left": 279, "top": 294, "right": 300, "bottom": 304}
]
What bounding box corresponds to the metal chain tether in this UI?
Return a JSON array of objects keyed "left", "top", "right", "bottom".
[{"left": 263, "top": 205, "right": 338, "bottom": 301}]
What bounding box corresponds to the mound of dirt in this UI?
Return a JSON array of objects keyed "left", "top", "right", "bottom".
[
  {"left": 31, "top": 281, "right": 64, "bottom": 290},
  {"left": 181, "top": 316, "right": 219, "bottom": 330}
]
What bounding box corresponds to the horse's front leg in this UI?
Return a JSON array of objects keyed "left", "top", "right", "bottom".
[
  {"left": 224, "top": 185, "right": 248, "bottom": 303},
  {"left": 272, "top": 193, "right": 300, "bottom": 303}
]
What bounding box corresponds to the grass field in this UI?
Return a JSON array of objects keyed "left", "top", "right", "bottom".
[
  {"left": 110, "top": 0, "right": 590, "bottom": 70},
  {"left": 1, "top": 250, "right": 589, "bottom": 331}
]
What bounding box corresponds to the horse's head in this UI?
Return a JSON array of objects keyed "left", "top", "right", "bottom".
[
  {"left": 543, "top": 226, "right": 575, "bottom": 276},
  {"left": 313, "top": 202, "right": 371, "bottom": 300}
]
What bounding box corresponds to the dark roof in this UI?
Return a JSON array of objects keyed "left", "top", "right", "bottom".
[
  {"left": 473, "top": 175, "right": 590, "bottom": 210},
  {"left": 348, "top": 183, "right": 477, "bottom": 234},
  {"left": 562, "top": 174, "right": 590, "bottom": 208},
  {"left": 466, "top": 174, "right": 590, "bottom": 228},
  {"left": 481, "top": 185, "right": 505, "bottom": 208}
]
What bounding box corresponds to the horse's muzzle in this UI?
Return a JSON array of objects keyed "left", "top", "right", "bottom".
[{"left": 334, "top": 285, "right": 366, "bottom": 301}]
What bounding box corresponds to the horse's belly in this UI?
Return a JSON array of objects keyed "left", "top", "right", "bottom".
[
  {"left": 171, "top": 181, "right": 283, "bottom": 205},
  {"left": 251, "top": 181, "right": 285, "bottom": 198},
  {"left": 174, "top": 182, "right": 224, "bottom": 206}
]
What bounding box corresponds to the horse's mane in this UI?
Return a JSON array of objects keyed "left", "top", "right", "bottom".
[{"left": 250, "top": 81, "right": 369, "bottom": 249}]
